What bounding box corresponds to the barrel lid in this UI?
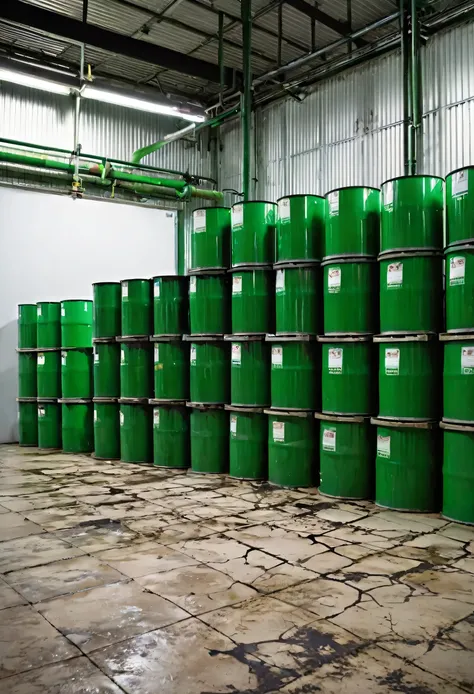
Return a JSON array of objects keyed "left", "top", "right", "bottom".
[
  {"left": 93, "top": 337, "right": 118, "bottom": 344},
  {"left": 149, "top": 399, "right": 187, "bottom": 406},
  {"left": 315, "top": 412, "right": 370, "bottom": 423},
  {"left": 193, "top": 206, "right": 231, "bottom": 212},
  {"left": 116, "top": 335, "right": 150, "bottom": 343},
  {"left": 381, "top": 174, "right": 444, "bottom": 186},
  {"left": 224, "top": 334, "right": 265, "bottom": 342},
  {"left": 318, "top": 335, "right": 372, "bottom": 343},
  {"left": 36, "top": 300, "right": 61, "bottom": 305},
  {"left": 371, "top": 417, "right": 437, "bottom": 429},
  {"left": 264, "top": 408, "right": 314, "bottom": 419},
  {"left": 267, "top": 333, "right": 317, "bottom": 342},
  {"left": 321, "top": 256, "right": 376, "bottom": 267},
  {"left": 37, "top": 398, "right": 59, "bottom": 404},
  {"left": 16, "top": 397, "right": 37, "bottom": 403},
  {"left": 183, "top": 334, "right": 226, "bottom": 342},
  {"left": 447, "top": 165, "right": 474, "bottom": 178},
  {"left": 325, "top": 185, "right": 380, "bottom": 196},
  {"left": 440, "top": 332, "right": 474, "bottom": 342},
  {"left": 60, "top": 346, "right": 93, "bottom": 352},
  {"left": 374, "top": 334, "right": 436, "bottom": 343},
  {"left": 93, "top": 397, "right": 119, "bottom": 403},
  {"left": 58, "top": 398, "right": 93, "bottom": 404},
  {"left": 118, "top": 398, "right": 150, "bottom": 405},
  {"left": 60, "top": 299, "right": 92, "bottom": 303},
  {"left": 231, "top": 200, "right": 277, "bottom": 207},
  {"left": 440, "top": 420, "right": 474, "bottom": 432},
  {"left": 225, "top": 405, "right": 266, "bottom": 413},
  {"left": 273, "top": 261, "right": 321, "bottom": 269},
  {"left": 16, "top": 348, "right": 39, "bottom": 353},
  {"left": 378, "top": 250, "right": 443, "bottom": 261},
  {"left": 187, "top": 268, "right": 228, "bottom": 276},
  {"left": 186, "top": 402, "right": 226, "bottom": 410},
  {"left": 276, "top": 194, "right": 325, "bottom": 202},
  {"left": 92, "top": 281, "right": 120, "bottom": 287},
  {"left": 444, "top": 244, "right": 474, "bottom": 255},
  {"left": 150, "top": 334, "right": 185, "bottom": 342},
  {"left": 18, "top": 303, "right": 36, "bottom": 308},
  {"left": 120, "top": 278, "right": 150, "bottom": 283}
]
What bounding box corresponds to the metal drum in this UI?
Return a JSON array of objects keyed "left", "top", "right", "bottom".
[
  {"left": 275, "top": 266, "right": 321, "bottom": 335},
  {"left": 18, "top": 304, "right": 37, "bottom": 349},
  {"left": 60, "top": 300, "right": 93, "bottom": 348},
  {"left": 18, "top": 351, "right": 37, "bottom": 398},
  {"left": 441, "top": 334, "right": 474, "bottom": 424},
  {"left": 446, "top": 166, "right": 474, "bottom": 248},
  {"left": 231, "top": 269, "right": 274, "bottom": 335},
  {"left": 320, "top": 337, "right": 374, "bottom": 416},
  {"left": 189, "top": 340, "right": 229, "bottom": 404},
  {"left": 189, "top": 275, "right": 230, "bottom": 335},
  {"left": 270, "top": 337, "right": 319, "bottom": 411},
  {"left": 121, "top": 279, "right": 152, "bottom": 337},
  {"left": 93, "top": 400, "right": 120, "bottom": 460},
  {"left": 376, "top": 335, "right": 440, "bottom": 421},
  {"left": 441, "top": 421, "right": 474, "bottom": 524},
  {"left": 229, "top": 338, "right": 270, "bottom": 407},
  {"left": 153, "top": 406, "right": 189, "bottom": 468},
  {"left": 93, "top": 342, "right": 120, "bottom": 398},
  {"left": 231, "top": 201, "right": 277, "bottom": 268},
  {"left": 324, "top": 187, "right": 380, "bottom": 259},
  {"left": 317, "top": 414, "right": 373, "bottom": 500},
  {"left": 445, "top": 245, "right": 474, "bottom": 333},
  {"left": 18, "top": 400, "right": 38, "bottom": 446},
  {"left": 153, "top": 340, "right": 189, "bottom": 401},
  {"left": 229, "top": 408, "right": 267, "bottom": 480},
  {"left": 61, "top": 402, "right": 93, "bottom": 453},
  {"left": 37, "top": 351, "right": 61, "bottom": 399},
  {"left": 190, "top": 406, "right": 228, "bottom": 473},
  {"left": 153, "top": 276, "right": 188, "bottom": 336},
  {"left": 37, "top": 302, "right": 60, "bottom": 348},
  {"left": 268, "top": 411, "right": 318, "bottom": 487},
  {"left": 61, "top": 348, "right": 93, "bottom": 399},
  {"left": 374, "top": 418, "right": 440, "bottom": 512},
  {"left": 275, "top": 194, "right": 325, "bottom": 265},
  {"left": 38, "top": 401, "right": 61, "bottom": 450},
  {"left": 190, "top": 207, "right": 231, "bottom": 272},
  {"left": 322, "top": 258, "right": 377, "bottom": 336},
  {"left": 120, "top": 402, "right": 152, "bottom": 463},
  {"left": 93, "top": 282, "right": 121, "bottom": 339},
  {"left": 381, "top": 175, "right": 444, "bottom": 253},
  {"left": 120, "top": 341, "right": 152, "bottom": 399}
]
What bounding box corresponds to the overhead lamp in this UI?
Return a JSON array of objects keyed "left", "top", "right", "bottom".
[{"left": 0, "top": 68, "right": 72, "bottom": 95}]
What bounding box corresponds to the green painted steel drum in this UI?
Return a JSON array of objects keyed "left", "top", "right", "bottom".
[
  {"left": 379, "top": 252, "right": 443, "bottom": 334},
  {"left": 94, "top": 401, "right": 120, "bottom": 459},
  {"left": 377, "top": 337, "right": 440, "bottom": 421},
  {"left": 61, "top": 402, "right": 93, "bottom": 453},
  {"left": 190, "top": 341, "right": 229, "bottom": 404},
  {"left": 321, "top": 339, "right": 374, "bottom": 415},
  {"left": 325, "top": 187, "right": 380, "bottom": 259},
  {"left": 231, "top": 201, "right": 277, "bottom": 267},
  {"left": 271, "top": 341, "right": 319, "bottom": 411},
  {"left": 230, "top": 340, "right": 270, "bottom": 407},
  {"left": 381, "top": 176, "right": 444, "bottom": 253},
  {"left": 229, "top": 410, "right": 267, "bottom": 479},
  {"left": 154, "top": 341, "right": 189, "bottom": 401},
  {"left": 93, "top": 282, "right": 121, "bottom": 339},
  {"left": 37, "top": 302, "right": 60, "bottom": 348},
  {"left": 276, "top": 195, "right": 326, "bottom": 264},
  {"left": 189, "top": 275, "right": 230, "bottom": 335},
  {"left": 318, "top": 415, "right": 373, "bottom": 500},
  {"left": 268, "top": 413, "right": 318, "bottom": 487},
  {"left": 38, "top": 402, "right": 61, "bottom": 449},
  {"left": 446, "top": 167, "right": 474, "bottom": 248},
  {"left": 190, "top": 407, "right": 228, "bottom": 473},
  {"left": 153, "top": 276, "right": 188, "bottom": 335},
  {"left": 37, "top": 351, "right": 61, "bottom": 399},
  {"left": 61, "top": 348, "right": 93, "bottom": 399},
  {"left": 120, "top": 403, "right": 152, "bottom": 463},
  {"left": 120, "top": 342, "right": 152, "bottom": 399},
  {"left": 442, "top": 337, "right": 474, "bottom": 424},
  {"left": 445, "top": 245, "right": 474, "bottom": 332},
  {"left": 60, "top": 300, "right": 93, "bottom": 348},
  {"left": 323, "top": 259, "right": 377, "bottom": 335},
  {"left": 121, "top": 279, "right": 152, "bottom": 337},
  {"left": 275, "top": 267, "right": 321, "bottom": 335},
  {"left": 18, "top": 351, "right": 37, "bottom": 398},
  {"left": 93, "top": 343, "right": 120, "bottom": 398},
  {"left": 18, "top": 401, "right": 38, "bottom": 446},
  {"left": 375, "top": 420, "right": 440, "bottom": 512},
  {"left": 231, "top": 269, "right": 274, "bottom": 335},
  {"left": 153, "top": 406, "right": 189, "bottom": 468},
  {"left": 18, "top": 304, "right": 37, "bottom": 349},
  {"left": 442, "top": 423, "right": 474, "bottom": 524},
  {"left": 191, "top": 207, "right": 231, "bottom": 272}
]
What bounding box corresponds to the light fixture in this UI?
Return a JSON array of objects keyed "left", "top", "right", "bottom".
[{"left": 0, "top": 68, "right": 72, "bottom": 95}]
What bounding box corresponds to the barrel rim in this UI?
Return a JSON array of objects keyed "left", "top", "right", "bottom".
[
  {"left": 264, "top": 407, "right": 314, "bottom": 419},
  {"left": 440, "top": 420, "right": 474, "bottom": 432},
  {"left": 381, "top": 174, "right": 445, "bottom": 186},
  {"left": 60, "top": 346, "right": 93, "bottom": 352},
  {"left": 18, "top": 303, "right": 37, "bottom": 308},
  {"left": 446, "top": 165, "right": 474, "bottom": 178},
  {"left": 376, "top": 502, "right": 438, "bottom": 513},
  {"left": 446, "top": 239, "right": 474, "bottom": 251},
  {"left": 120, "top": 278, "right": 151, "bottom": 283},
  {"left": 59, "top": 398, "right": 93, "bottom": 404},
  {"left": 224, "top": 334, "right": 266, "bottom": 342},
  {"left": 91, "top": 453, "right": 120, "bottom": 461},
  {"left": 440, "top": 332, "right": 474, "bottom": 342},
  {"left": 441, "top": 514, "right": 474, "bottom": 526},
  {"left": 116, "top": 335, "right": 150, "bottom": 343},
  {"left": 16, "top": 397, "right": 38, "bottom": 403},
  {"left": 321, "top": 256, "right": 376, "bottom": 267},
  {"left": 93, "top": 397, "right": 119, "bottom": 403},
  {"left": 93, "top": 337, "right": 118, "bottom": 344},
  {"left": 149, "top": 399, "right": 187, "bottom": 406},
  {"left": 92, "top": 281, "right": 121, "bottom": 287},
  {"left": 60, "top": 299, "right": 92, "bottom": 303},
  {"left": 315, "top": 412, "right": 370, "bottom": 423},
  {"left": 151, "top": 275, "right": 189, "bottom": 281},
  {"left": 318, "top": 335, "right": 372, "bottom": 343},
  {"left": 225, "top": 404, "right": 266, "bottom": 413},
  {"left": 276, "top": 193, "right": 325, "bottom": 202},
  {"left": 230, "top": 263, "right": 273, "bottom": 271},
  {"left": 322, "top": 253, "right": 376, "bottom": 261},
  {"left": 183, "top": 334, "right": 226, "bottom": 342},
  {"left": 193, "top": 205, "right": 231, "bottom": 212},
  {"left": 36, "top": 300, "right": 61, "bottom": 305},
  {"left": 231, "top": 200, "right": 277, "bottom": 207},
  {"left": 319, "top": 489, "right": 369, "bottom": 501},
  {"left": 273, "top": 261, "right": 321, "bottom": 269},
  {"left": 325, "top": 185, "right": 380, "bottom": 196},
  {"left": 37, "top": 398, "right": 59, "bottom": 404},
  {"left": 36, "top": 347, "right": 61, "bottom": 352},
  {"left": 187, "top": 267, "right": 228, "bottom": 275},
  {"left": 374, "top": 333, "right": 436, "bottom": 343},
  {"left": 378, "top": 250, "right": 443, "bottom": 261},
  {"left": 370, "top": 417, "right": 437, "bottom": 429},
  {"left": 16, "top": 348, "right": 39, "bottom": 353},
  {"left": 186, "top": 402, "right": 226, "bottom": 410},
  {"left": 118, "top": 398, "right": 150, "bottom": 405},
  {"left": 267, "top": 333, "right": 317, "bottom": 342},
  {"left": 444, "top": 243, "right": 474, "bottom": 255},
  {"left": 150, "top": 334, "right": 185, "bottom": 342}
]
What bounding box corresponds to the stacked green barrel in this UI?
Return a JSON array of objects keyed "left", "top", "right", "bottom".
[
  {"left": 17, "top": 304, "right": 38, "bottom": 446},
  {"left": 37, "top": 302, "right": 62, "bottom": 449}
]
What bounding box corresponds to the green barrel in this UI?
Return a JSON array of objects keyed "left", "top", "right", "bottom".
[
  {"left": 231, "top": 201, "right": 277, "bottom": 268},
  {"left": 318, "top": 415, "right": 373, "bottom": 500},
  {"left": 229, "top": 409, "right": 267, "bottom": 479},
  {"left": 446, "top": 167, "right": 474, "bottom": 248},
  {"left": 61, "top": 402, "right": 93, "bottom": 453},
  {"left": 18, "top": 401, "right": 38, "bottom": 446},
  {"left": 441, "top": 422, "right": 474, "bottom": 524},
  {"left": 93, "top": 343, "right": 120, "bottom": 398},
  {"left": 323, "top": 259, "right": 377, "bottom": 335},
  {"left": 153, "top": 406, "right": 189, "bottom": 468},
  {"left": 321, "top": 338, "right": 374, "bottom": 415},
  {"left": 379, "top": 252, "right": 442, "bottom": 334},
  {"left": 275, "top": 266, "right": 321, "bottom": 335},
  {"left": 93, "top": 401, "right": 120, "bottom": 459},
  {"left": 376, "top": 336, "right": 440, "bottom": 421},
  {"left": 153, "top": 341, "right": 189, "bottom": 401},
  {"left": 230, "top": 339, "right": 270, "bottom": 407},
  {"left": 270, "top": 340, "right": 319, "bottom": 411},
  {"left": 93, "top": 282, "right": 121, "bottom": 339},
  {"left": 268, "top": 412, "right": 318, "bottom": 487},
  {"left": 445, "top": 245, "right": 474, "bottom": 333},
  {"left": 190, "top": 341, "right": 229, "bottom": 404},
  {"left": 37, "top": 402, "right": 61, "bottom": 449},
  {"left": 18, "top": 304, "right": 37, "bottom": 349},
  {"left": 61, "top": 348, "right": 93, "bottom": 399},
  {"left": 325, "top": 187, "right": 380, "bottom": 259},
  {"left": 189, "top": 275, "right": 230, "bottom": 335},
  {"left": 190, "top": 407, "right": 228, "bottom": 473},
  {"left": 442, "top": 335, "right": 474, "bottom": 424},
  {"left": 231, "top": 269, "right": 274, "bottom": 335},
  {"left": 60, "top": 300, "right": 93, "bottom": 348},
  {"left": 153, "top": 276, "right": 188, "bottom": 336},
  {"left": 276, "top": 195, "right": 325, "bottom": 265},
  {"left": 121, "top": 279, "right": 152, "bottom": 337},
  {"left": 37, "top": 302, "right": 60, "bottom": 348},
  {"left": 120, "top": 402, "right": 152, "bottom": 463},
  {"left": 374, "top": 419, "right": 440, "bottom": 512},
  {"left": 381, "top": 175, "right": 444, "bottom": 253},
  {"left": 37, "top": 351, "right": 61, "bottom": 399},
  {"left": 18, "top": 351, "right": 37, "bottom": 398},
  {"left": 190, "top": 207, "right": 231, "bottom": 272},
  {"left": 120, "top": 341, "right": 152, "bottom": 399}
]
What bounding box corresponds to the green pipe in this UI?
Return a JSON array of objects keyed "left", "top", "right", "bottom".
[
  {"left": 110, "top": 169, "right": 187, "bottom": 190},
  {"left": 241, "top": 0, "right": 252, "bottom": 201},
  {"left": 0, "top": 150, "right": 90, "bottom": 175},
  {"left": 177, "top": 210, "right": 185, "bottom": 275}
]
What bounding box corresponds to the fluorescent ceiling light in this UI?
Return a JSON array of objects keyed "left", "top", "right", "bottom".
[{"left": 0, "top": 68, "right": 72, "bottom": 95}]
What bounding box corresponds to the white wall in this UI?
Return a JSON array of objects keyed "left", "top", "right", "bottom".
[{"left": 0, "top": 187, "right": 177, "bottom": 443}]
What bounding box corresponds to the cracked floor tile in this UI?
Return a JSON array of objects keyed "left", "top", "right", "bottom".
[
  {"left": 54, "top": 519, "right": 140, "bottom": 552},
  {"left": 170, "top": 537, "right": 250, "bottom": 564},
  {"left": 275, "top": 578, "right": 360, "bottom": 618},
  {"left": 95, "top": 540, "right": 200, "bottom": 578},
  {"left": 0, "top": 534, "right": 84, "bottom": 573},
  {"left": 0, "top": 581, "right": 26, "bottom": 610},
  {"left": 225, "top": 525, "right": 331, "bottom": 563},
  {"left": 302, "top": 551, "right": 354, "bottom": 574},
  {"left": 401, "top": 567, "right": 474, "bottom": 604}
]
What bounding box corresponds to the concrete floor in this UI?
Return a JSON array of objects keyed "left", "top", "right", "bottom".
[{"left": 0, "top": 447, "right": 473, "bottom": 693}]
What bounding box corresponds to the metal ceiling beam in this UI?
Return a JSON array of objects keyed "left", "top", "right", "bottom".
[{"left": 284, "top": 0, "right": 367, "bottom": 47}]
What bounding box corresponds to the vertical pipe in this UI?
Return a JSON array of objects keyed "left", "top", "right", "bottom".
[
  {"left": 241, "top": 0, "right": 252, "bottom": 201},
  {"left": 410, "top": 0, "right": 422, "bottom": 174},
  {"left": 177, "top": 209, "right": 185, "bottom": 275},
  {"left": 218, "top": 11, "right": 225, "bottom": 105},
  {"left": 400, "top": 0, "right": 412, "bottom": 176}
]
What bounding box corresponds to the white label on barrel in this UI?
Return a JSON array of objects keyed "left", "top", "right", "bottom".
[
  {"left": 384, "top": 181, "right": 394, "bottom": 207},
  {"left": 61, "top": 306, "right": 65, "bottom": 317},
  {"left": 322, "top": 428, "right": 336, "bottom": 451},
  {"left": 273, "top": 421, "right": 285, "bottom": 441},
  {"left": 328, "top": 191, "right": 339, "bottom": 215},
  {"left": 94, "top": 348, "right": 99, "bottom": 363},
  {"left": 272, "top": 346, "right": 283, "bottom": 367},
  {"left": 452, "top": 170, "right": 468, "bottom": 197},
  {"left": 154, "top": 409, "right": 160, "bottom": 425},
  {"left": 276, "top": 270, "right": 285, "bottom": 292},
  {"left": 154, "top": 280, "right": 161, "bottom": 297},
  {"left": 190, "top": 346, "right": 197, "bottom": 364},
  {"left": 377, "top": 434, "right": 390, "bottom": 458},
  {"left": 154, "top": 345, "right": 160, "bottom": 363},
  {"left": 189, "top": 276, "right": 197, "bottom": 293},
  {"left": 278, "top": 198, "right": 291, "bottom": 221},
  {"left": 61, "top": 351, "right": 67, "bottom": 365},
  {"left": 328, "top": 267, "right": 341, "bottom": 293},
  {"left": 450, "top": 257, "right": 465, "bottom": 286},
  {"left": 387, "top": 262, "right": 403, "bottom": 287},
  {"left": 385, "top": 348, "right": 400, "bottom": 375},
  {"left": 38, "top": 354, "right": 45, "bottom": 366},
  {"left": 120, "top": 411, "right": 124, "bottom": 426},
  {"left": 232, "top": 204, "right": 243, "bottom": 228},
  {"left": 230, "top": 415, "right": 237, "bottom": 435},
  {"left": 122, "top": 282, "right": 128, "bottom": 298},
  {"left": 120, "top": 349, "right": 125, "bottom": 365},
  {"left": 232, "top": 276, "right": 242, "bottom": 295},
  {"left": 37, "top": 305, "right": 42, "bottom": 317},
  {"left": 328, "top": 348, "right": 343, "bottom": 373},
  {"left": 38, "top": 407, "right": 45, "bottom": 418},
  {"left": 461, "top": 346, "right": 474, "bottom": 374},
  {"left": 193, "top": 209, "right": 206, "bottom": 232},
  {"left": 232, "top": 344, "right": 241, "bottom": 364},
  {"left": 94, "top": 408, "right": 98, "bottom": 422}
]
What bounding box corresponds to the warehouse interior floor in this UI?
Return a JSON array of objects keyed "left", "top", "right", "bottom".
[{"left": 0, "top": 446, "right": 473, "bottom": 693}]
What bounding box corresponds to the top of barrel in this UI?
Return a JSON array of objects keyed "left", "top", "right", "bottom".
[
  {"left": 444, "top": 244, "right": 474, "bottom": 256},
  {"left": 439, "top": 332, "right": 474, "bottom": 342},
  {"left": 440, "top": 421, "right": 474, "bottom": 432},
  {"left": 447, "top": 165, "right": 474, "bottom": 178},
  {"left": 37, "top": 300, "right": 61, "bottom": 304},
  {"left": 231, "top": 200, "right": 276, "bottom": 207},
  {"left": 92, "top": 281, "right": 120, "bottom": 287},
  {"left": 325, "top": 185, "right": 380, "bottom": 196},
  {"left": 120, "top": 278, "right": 150, "bottom": 283},
  {"left": 193, "top": 206, "right": 231, "bottom": 212},
  {"left": 276, "top": 194, "right": 325, "bottom": 202},
  {"left": 60, "top": 299, "right": 92, "bottom": 303},
  {"left": 381, "top": 174, "right": 444, "bottom": 186},
  {"left": 151, "top": 275, "right": 188, "bottom": 280},
  {"left": 371, "top": 417, "right": 438, "bottom": 430}
]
